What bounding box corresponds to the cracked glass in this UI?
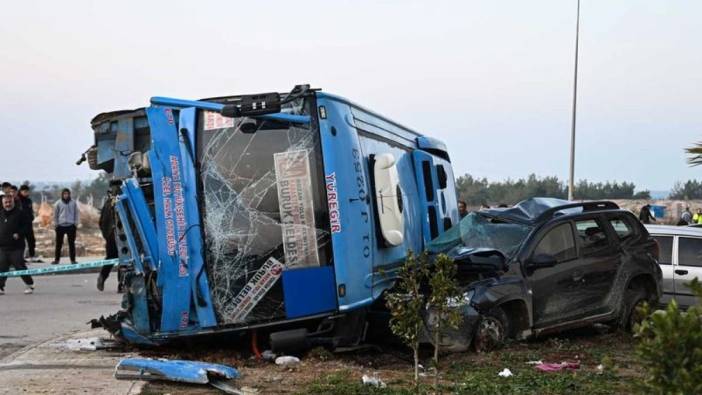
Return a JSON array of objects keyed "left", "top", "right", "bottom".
[
  {"left": 427, "top": 212, "right": 532, "bottom": 259},
  {"left": 196, "top": 97, "right": 331, "bottom": 325}
]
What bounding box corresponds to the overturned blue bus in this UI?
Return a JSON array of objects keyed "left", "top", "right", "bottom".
[{"left": 86, "top": 85, "right": 459, "bottom": 348}]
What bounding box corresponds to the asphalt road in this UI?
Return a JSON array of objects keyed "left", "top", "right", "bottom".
[{"left": 0, "top": 268, "right": 121, "bottom": 360}]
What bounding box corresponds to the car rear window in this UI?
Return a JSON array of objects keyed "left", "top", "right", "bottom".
[
  {"left": 651, "top": 235, "right": 673, "bottom": 265},
  {"left": 575, "top": 219, "right": 609, "bottom": 251},
  {"left": 609, "top": 218, "right": 635, "bottom": 240},
  {"left": 533, "top": 223, "right": 577, "bottom": 262},
  {"left": 678, "top": 237, "right": 702, "bottom": 268}
]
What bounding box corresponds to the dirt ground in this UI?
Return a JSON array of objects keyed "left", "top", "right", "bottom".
[{"left": 139, "top": 326, "right": 643, "bottom": 394}]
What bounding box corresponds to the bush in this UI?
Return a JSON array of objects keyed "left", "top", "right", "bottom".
[{"left": 635, "top": 278, "right": 702, "bottom": 394}]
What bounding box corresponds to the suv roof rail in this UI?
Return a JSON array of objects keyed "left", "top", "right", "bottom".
[{"left": 536, "top": 201, "right": 620, "bottom": 222}]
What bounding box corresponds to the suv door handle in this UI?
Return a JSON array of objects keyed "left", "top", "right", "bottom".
[
  {"left": 572, "top": 270, "right": 585, "bottom": 282},
  {"left": 675, "top": 269, "right": 689, "bottom": 275}
]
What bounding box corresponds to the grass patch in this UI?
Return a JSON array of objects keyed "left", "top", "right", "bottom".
[
  {"left": 301, "top": 330, "right": 642, "bottom": 394},
  {"left": 142, "top": 328, "right": 643, "bottom": 394},
  {"left": 448, "top": 365, "right": 633, "bottom": 395}
]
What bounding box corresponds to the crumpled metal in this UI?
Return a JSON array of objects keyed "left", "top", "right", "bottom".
[{"left": 114, "top": 358, "right": 239, "bottom": 384}]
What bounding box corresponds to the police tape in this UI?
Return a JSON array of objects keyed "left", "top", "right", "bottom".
[{"left": 0, "top": 258, "right": 119, "bottom": 277}]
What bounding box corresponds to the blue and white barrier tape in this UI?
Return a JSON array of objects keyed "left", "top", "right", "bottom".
[{"left": 0, "top": 258, "right": 119, "bottom": 277}]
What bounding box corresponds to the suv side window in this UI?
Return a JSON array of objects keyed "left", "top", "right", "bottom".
[
  {"left": 609, "top": 217, "right": 635, "bottom": 241},
  {"left": 533, "top": 223, "right": 577, "bottom": 262},
  {"left": 678, "top": 237, "right": 702, "bottom": 267},
  {"left": 575, "top": 219, "right": 610, "bottom": 252}
]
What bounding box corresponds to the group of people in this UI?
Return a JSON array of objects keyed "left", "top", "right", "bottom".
[
  {"left": 0, "top": 183, "right": 81, "bottom": 295},
  {"left": 638, "top": 204, "right": 702, "bottom": 226},
  {"left": 677, "top": 206, "right": 702, "bottom": 226},
  {"left": 0, "top": 183, "right": 36, "bottom": 294}
]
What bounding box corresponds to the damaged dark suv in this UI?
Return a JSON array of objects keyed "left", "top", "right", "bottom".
[{"left": 427, "top": 198, "right": 662, "bottom": 352}]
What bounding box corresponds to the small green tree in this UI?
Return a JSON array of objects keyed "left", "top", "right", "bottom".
[
  {"left": 427, "top": 253, "right": 462, "bottom": 392},
  {"left": 386, "top": 251, "right": 428, "bottom": 386},
  {"left": 635, "top": 278, "right": 702, "bottom": 394}
]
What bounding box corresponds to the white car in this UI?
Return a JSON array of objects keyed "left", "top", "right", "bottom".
[{"left": 646, "top": 225, "right": 702, "bottom": 308}]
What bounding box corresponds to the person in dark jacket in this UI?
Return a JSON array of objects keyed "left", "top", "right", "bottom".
[
  {"left": 0, "top": 192, "right": 35, "bottom": 294},
  {"left": 97, "top": 190, "right": 121, "bottom": 292},
  {"left": 9, "top": 185, "right": 18, "bottom": 201},
  {"left": 639, "top": 204, "right": 657, "bottom": 224},
  {"left": 1, "top": 182, "right": 11, "bottom": 196},
  {"left": 18, "top": 185, "right": 38, "bottom": 261},
  {"left": 458, "top": 200, "right": 468, "bottom": 219}
]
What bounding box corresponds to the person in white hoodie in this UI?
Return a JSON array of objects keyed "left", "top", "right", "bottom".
[{"left": 52, "top": 188, "right": 79, "bottom": 264}]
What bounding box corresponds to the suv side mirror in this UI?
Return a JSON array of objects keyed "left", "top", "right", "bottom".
[{"left": 526, "top": 253, "right": 557, "bottom": 269}]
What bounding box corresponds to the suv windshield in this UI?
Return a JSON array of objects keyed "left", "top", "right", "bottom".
[
  {"left": 196, "top": 96, "right": 331, "bottom": 325},
  {"left": 428, "top": 212, "right": 532, "bottom": 259}
]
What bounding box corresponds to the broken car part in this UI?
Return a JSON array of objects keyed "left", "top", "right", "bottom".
[{"left": 115, "top": 358, "right": 239, "bottom": 393}]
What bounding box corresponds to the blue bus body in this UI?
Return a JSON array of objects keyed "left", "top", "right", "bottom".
[{"left": 87, "top": 87, "right": 459, "bottom": 346}]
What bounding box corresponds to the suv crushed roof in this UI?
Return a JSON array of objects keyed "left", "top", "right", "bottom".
[{"left": 482, "top": 197, "right": 621, "bottom": 225}]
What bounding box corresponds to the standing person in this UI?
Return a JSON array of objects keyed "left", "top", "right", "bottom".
[
  {"left": 97, "top": 189, "right": 120, "bottom": 292},
  {"left": 52, "top": 188, "right": 79, "bottom": 265},
  {"left": 680, "top": 206, "right": 693, "bottom": 226},
  {"left": 639, "top": 204, "right": 656, "bottom": 224},
  {"left": 458, "top": 200, "right": 468, "bottom": 219},
  {"left": 17, "top": 185, "right": 38, "bottom": 261},
  {"left": 9, "top": 185, "right": 19, "bottom": 202},
  {"left": 694, "top": 208, "right": 702, "bottom": 224},
  {"left": 0, "top": 191, "right": 35, "bottom": 295}
]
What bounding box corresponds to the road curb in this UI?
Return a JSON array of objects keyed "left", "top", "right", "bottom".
[{"left": 0, "top": 329, "right": 144, "bottom": 394}]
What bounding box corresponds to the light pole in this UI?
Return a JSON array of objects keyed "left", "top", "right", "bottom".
[{"left": 568, "top": 0, "right": 580, "bottom": 201}]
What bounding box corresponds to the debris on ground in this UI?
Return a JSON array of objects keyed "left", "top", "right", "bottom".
[
  {"left": 417, "top": 364, "right": 428, "bottom": 377},
  {"left": 498, "top": 368, "right": 513, "bottom": 377},
  {"left": 211, "top": 381, "right": 259, "bottom": 394},
  {"left": 274, "top": 356, "right": 300, "bottom": 366},
  {"left": 141, "top": 331, "right": 642, "bottom": 394},
  {"left": 261, "top": 350, "right": 276, "bottom": 362},
  {"left": 526, "top": 360, "right": 543, "bottom": 365},
  {"left": 307, "top": 346, "right": 334, "bottom": 361},
  {"left": 361, "top": 374, "right": 387, "bottom": 388},
  {"left": 55, "top": 337, "right": 108, "bottom": 351},
  {"left": 115, "top": 358, "right": 239, "bottom": 392},
  {"left": 534, "top": 361, "right": 581, "bottom": 372}
]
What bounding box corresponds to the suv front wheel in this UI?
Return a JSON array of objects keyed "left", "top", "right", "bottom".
[
  {"left": 473, "top": 307, "right": 509, "bottom": 352},
  {"left": 621, "top": 285, "right": 649, "bottom": 332}
]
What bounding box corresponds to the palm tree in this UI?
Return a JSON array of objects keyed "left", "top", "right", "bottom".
[{"left": 686, "top": 142, "right": 702, "bottom": 166}]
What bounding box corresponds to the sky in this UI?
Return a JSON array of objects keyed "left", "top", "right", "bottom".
[{"left": 0, "top": 0, "right": 700, "bottom": 192}]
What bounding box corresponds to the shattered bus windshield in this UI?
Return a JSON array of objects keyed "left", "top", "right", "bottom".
[
  {"left": 428, "top": 212, "right": 532, "bottom": 259},
  {"left": 196, "top": 97, "right": 331, "bottom": 325}
]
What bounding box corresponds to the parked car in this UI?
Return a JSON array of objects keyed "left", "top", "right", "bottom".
[
  {"left": 427, "top": 198, "right": 662, "bottom": 352},
  {"left": 645, "top": 224, "right": 702, "bottom": 308}
]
